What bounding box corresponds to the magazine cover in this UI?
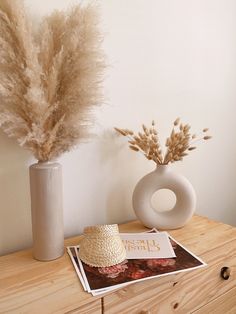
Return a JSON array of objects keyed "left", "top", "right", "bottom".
[
  {"left": 120, "top": 232, "right": 176, "bottom": 259},
  {"left": 73, "top": 234, "right": 206, "bottom": 293},
  {"left": 67, "top": 246, "right": 87, "bottom": 291},
  {"left": 67, "top": 228, "right": 164, "bottom": 295},
  {"left": 67, "top": 246, "right": 129, "bottom": 295}
]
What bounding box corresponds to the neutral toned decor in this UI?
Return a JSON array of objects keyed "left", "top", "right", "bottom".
[
  {"left": 79, "top": 224, "right": 126, "bottom": 267},
  {"left": 115, "top": 119, "right": 211, "bottom": 229},
  {"left": 1, "top": 216, "right": 235, "bottom": 313},
  {"left": 115, "top": 118, "right": 212, "bottom": 165},
  {"left": 29, "top": 162, "right": 64, "bottom": 261},
  {"left": 132, "top": 164, "right": 196, "bottom": 229},
  {"left": 0, "top": 0, "right": 104, "bottom": 260}
]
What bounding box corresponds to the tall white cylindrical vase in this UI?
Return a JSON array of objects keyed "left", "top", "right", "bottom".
[
  {"left": 132, "top": 164, "right": 196, "bottom": 229},
  {"left": 29, "top": 161, "right": 64, "bottom": 261}
]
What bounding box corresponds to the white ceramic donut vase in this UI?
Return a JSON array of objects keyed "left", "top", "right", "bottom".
[{"left": 132, "top": 164, "right": 196, "bottom": 229}]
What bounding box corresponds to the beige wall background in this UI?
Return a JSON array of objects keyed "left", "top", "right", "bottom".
[{"left": 1, "top": 0, "right": 236, "bottom": 255}]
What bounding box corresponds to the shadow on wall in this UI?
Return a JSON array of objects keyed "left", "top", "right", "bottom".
[
  {"left": 0, "top": 131, "right": 33, "bottom": 255},
  {"left": 98, "top": 129, "right": 143, "bottom": 224}
]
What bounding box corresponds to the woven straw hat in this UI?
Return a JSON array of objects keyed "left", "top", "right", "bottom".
[{"left": 78, "top": 224, "right": 126, "bottom": 267}]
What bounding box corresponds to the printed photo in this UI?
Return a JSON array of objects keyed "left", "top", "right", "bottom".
[
  {"left": 76, "top": 235, "right": 206, "bottom": 292},
  {"left": 67, "top": 246, "right": 87, "bottom": 291}
]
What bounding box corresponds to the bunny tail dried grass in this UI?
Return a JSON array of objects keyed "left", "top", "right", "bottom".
[
  {"left": 115, "top": 119, "right": 211, "bottom": 165},
  {"left": 0, "top": 1, "right": 105, "bottom": 161}
]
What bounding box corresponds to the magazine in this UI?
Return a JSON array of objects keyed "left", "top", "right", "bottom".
[
  {"left": 67, "top": 231, "right": 206, "bottom": 296},
  {"left": 67, "top": 246, "right": 122, "bottom": 295},
  {"left": 120, "top": 232, "right": 176, "bottom": 259}
]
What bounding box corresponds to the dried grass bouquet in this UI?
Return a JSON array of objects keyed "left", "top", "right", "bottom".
[
  {"left": 115, "top": 118, "right": 212, "bottom": 165},
  {"left": 0, "top": 0, "right": 104, "bottom": 161}
]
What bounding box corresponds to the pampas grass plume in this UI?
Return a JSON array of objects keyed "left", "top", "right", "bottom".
[{"left": 0, "top": 0, "right": 105, "bottom": 161}]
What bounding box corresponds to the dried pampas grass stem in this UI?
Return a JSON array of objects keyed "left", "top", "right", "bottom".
[{"left": 0, "top": 0, "right": 105, "bottom": 161}]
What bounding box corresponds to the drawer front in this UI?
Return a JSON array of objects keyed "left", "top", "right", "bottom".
[
  {"left": 192, "top": 286, "right": 236, "bottom": 314},
  {"left": 103, "top": 239, "right": 236, "bottom": 314},
  {"left": 65, "top": 299, "right": 101, "bottom": 314}
]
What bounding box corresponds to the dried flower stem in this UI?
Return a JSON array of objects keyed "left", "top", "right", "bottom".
[
  {"left": 0, "top": 0, "right": 105, "bottom": 161},
  {"left": 115, "top": 118, "right": 212, "bottom": 165}
]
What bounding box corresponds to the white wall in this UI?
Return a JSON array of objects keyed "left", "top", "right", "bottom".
[{"left": 1, "top": 0, "right": 236, "bottom": 255}]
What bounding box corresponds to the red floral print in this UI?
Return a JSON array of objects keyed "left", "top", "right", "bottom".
[
  {"left": 147, "top": 258, "right": 176, "bottom": 270},
  {"left": 98, "top": 260, "right": 128, "bottom": 278}
]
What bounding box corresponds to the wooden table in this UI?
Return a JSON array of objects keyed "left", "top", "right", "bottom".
[{"left": 0, "top": 215, "right": 236, "bottom": 313}]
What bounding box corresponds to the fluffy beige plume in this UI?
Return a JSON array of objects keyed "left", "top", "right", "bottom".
[
  {"left": 114, "top": 119, "right": 212, "bottom": 165},
  {"left": 0, "top": 0, "right": 104, "bottom": 161}
]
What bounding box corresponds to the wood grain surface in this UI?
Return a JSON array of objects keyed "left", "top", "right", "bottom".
[
  {"left": 104, "top": 216, "right": 236, "bottom": 314},
  {"left": 0, "top": 215, "right": 235, "bottom": 314},
  {"left": 192, "top": 286, "right": 236, "bottom": 314}
]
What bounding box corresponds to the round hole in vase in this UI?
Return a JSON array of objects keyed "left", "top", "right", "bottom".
[
  {"left": 151, "top": 189, "right": 177, "bottom": 213},
  {"left": 132, "top": 164, "right": 196, "bottom": 229}
]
